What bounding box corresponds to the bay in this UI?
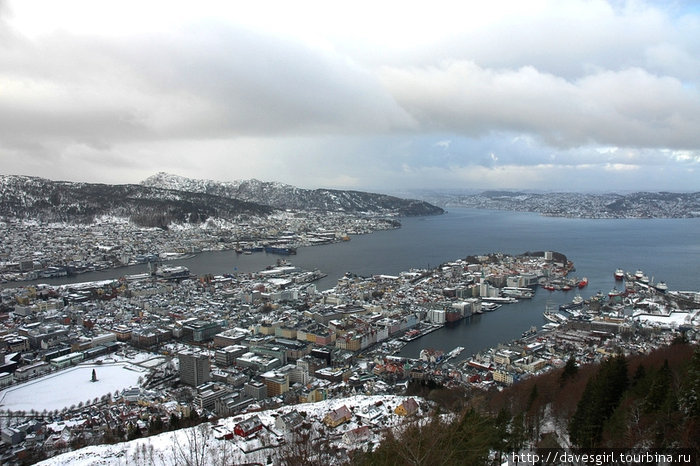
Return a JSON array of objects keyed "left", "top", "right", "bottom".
[{"left": 11, "top": 208, "right": 700, "bottom": 359}]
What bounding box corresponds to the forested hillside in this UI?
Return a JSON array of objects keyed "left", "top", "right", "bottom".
[{"left": 354, "top": 343, "right": 699, "bottom": 465}]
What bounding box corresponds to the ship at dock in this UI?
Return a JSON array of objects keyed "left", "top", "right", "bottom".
[
  {"left": 152, "top": 265, "right": 190, "bottom": 280},
  {"left": 264, "top": 245, "right": 297, "bottom": 255},
  {"left": 481, "top": 302, "right": 501, "bottom": 312},
  {"left": 501, "top": 287, "right": 534, "bottom": 299}
]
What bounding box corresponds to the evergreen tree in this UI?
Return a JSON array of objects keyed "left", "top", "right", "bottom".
[
  {"left": 127, "top": 422, "right": 141, "bottom": 441},
  {"left": 149, "top": 415, "right": 164, "bottom": 434},
  {"left": 644, "top": 360, "right": 672, "bottom": 413},
  {"left": 169, "top": 412, "right": 181, "bottom": 430},
  {"left": 569, "top": 354, "right": 628, "bottom": 448},
  {"left": 560, "top": 356, "right": 578, "bottom": 386},
  {"left": 632, "top": 363, "right": 646, "bottom": 385},
  {"left": 679, "top": 347, "right": 700, "bottom": 418}
]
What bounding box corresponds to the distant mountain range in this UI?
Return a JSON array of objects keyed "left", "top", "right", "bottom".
[
  {"left": 140, "top": 172, "right": 444, "bottom": 217},
  {"left": 413, "top": 190, "right": 700, "bottom": 218},
  {"left": 0, "top": 175, "right": 274, "bottom": 227},
  {"left": 0, "top": 174, "right": 444, "bottom": 226}
]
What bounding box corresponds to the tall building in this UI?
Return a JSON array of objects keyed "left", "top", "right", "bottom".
[{"left": 178, "top": 350, "right": 211, "bottom": 387}]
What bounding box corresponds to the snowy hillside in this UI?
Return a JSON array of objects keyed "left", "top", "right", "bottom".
[
  {"left": 0, "top": 175, "right": 274, "bottom": 226},
  {"left": 142, "top": 172, "right": 445, "bottom": 216},
  {"left": 37, "top": 395, "right": 427, "bottom": 466}
]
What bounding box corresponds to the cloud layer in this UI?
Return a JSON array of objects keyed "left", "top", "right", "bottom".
[{"left": 0, "top": 0, "right": 698, "bottom": 192}]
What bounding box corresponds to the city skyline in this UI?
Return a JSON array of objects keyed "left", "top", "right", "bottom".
[{"left": 1, "top": 0, "right": 699, "bottom": 193}]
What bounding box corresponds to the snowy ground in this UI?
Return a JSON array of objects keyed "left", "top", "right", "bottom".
[
  {"left": 634, "top": 310, "right": 699, "bottom": 329},
  {"left": 37, "top": 395, "right": 425, "bottom": 466},
  {"left": 0, "top": 362, "right": 146, "bottom": 412}
]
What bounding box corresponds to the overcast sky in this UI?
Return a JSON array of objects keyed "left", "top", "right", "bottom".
[{"left": 1, "top": 0, "right": 699, "bottom": 193}]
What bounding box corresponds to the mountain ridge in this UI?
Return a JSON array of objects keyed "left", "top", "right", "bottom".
[
  {"left": 0, "top": 173, "right": 444, "bottom": 227},
  {"left": 0, "top": 174, "right": 274, "bottom": 227},
  {"left": 141, "top": 172, "right": 445, "bottom": 216}
]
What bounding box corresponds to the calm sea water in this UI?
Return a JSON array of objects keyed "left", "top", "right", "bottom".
[{"left": 12, "top": 208, "right": 700, "bottom": 358}]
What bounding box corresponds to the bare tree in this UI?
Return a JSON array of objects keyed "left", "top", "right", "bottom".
[
  {"left": 278, "top": 427, "right": 344, "bottom": 466},
  {"left": 173, "top": 424, "right": 212, "bottom": 466}
]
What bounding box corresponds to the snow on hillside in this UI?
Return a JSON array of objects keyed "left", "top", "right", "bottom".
[
  {"left": 37, "top": 395, "right": 427, "bottom": 466},
  {"left": 141, "top": 172, "right": 445, "bottom": 216}
]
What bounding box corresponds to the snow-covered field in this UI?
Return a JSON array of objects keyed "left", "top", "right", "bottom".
[{"left": 0, "top": 363, "right": 146, "bottom": 412}]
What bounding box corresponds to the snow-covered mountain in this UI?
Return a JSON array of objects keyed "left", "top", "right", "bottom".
[
  {"left": 0, "top": 174, "right": 274, "bottom": 227},
  {"left": 141, "top": 172, "right": 445, "bottom": 216}
]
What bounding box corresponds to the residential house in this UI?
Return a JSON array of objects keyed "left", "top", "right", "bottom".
[
  {"left": 234, "top": 415, "right": 263, "bottom": 438},
  {"left": 394, "top": 398, "right": 419, "bottom": 417},
  {"left": 323, "top": 405, "right": 352, "bottom": 428},
  {"left": 274, "top": 410, "right": 304, "bottom": 433}
]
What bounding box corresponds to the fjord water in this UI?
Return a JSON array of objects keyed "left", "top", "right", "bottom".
[
  {"left": 292, "top": 208, "right": 700, "bottom": 359},
  {"left": 16, "top": 208, "right": 700, "bottom": 359}
]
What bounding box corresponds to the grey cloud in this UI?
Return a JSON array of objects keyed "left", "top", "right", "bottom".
[
  {"left": 1, "top": 0, "right": 698, "bottom": 193},
  {"left": 134, "top": 25, "right": 415, "bottom": 136},
  {"left": 0, "top": 23, "right": 414, "bottom": 154},
  {"left": 381, "top": 62, "right": 700, "bottom": 150}
]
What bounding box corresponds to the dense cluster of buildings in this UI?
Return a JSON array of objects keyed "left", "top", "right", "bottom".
[
  {"left": 0, "top": 211, "right": 398, "bottom": 282},
  {"left": 0, "top": 243, "right": 697, "bottom": 463},
  {"left": 427, "top": 191, "right": 700, "bottom": 219}
]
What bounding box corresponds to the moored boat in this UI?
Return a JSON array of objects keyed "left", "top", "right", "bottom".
[
  {"left": 543, "top": 311, "right": 568, "bottom": 323},
  {"left": 614, "top": 269, "right": 624, "bottom": 280},
  {"left": 264, "top": 245, "right": 297, "bottom": 255},
  {"left": 654, "top": 281, "right": 668, "bottom": 292},
  {"left": 481, "top": 302, "right": 501, "bottom": 312}
]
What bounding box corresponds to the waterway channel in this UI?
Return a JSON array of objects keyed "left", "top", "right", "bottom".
[{"left": 9, "top": 208, "right": 700, "bottom": 359}]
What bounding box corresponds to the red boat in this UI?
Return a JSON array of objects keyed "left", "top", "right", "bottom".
[
  {"left": 578, "top": 277, "right": 588, "bottom": 288},
  {"left": 614, "top": 269, "right": 624, "bottom": 281}
]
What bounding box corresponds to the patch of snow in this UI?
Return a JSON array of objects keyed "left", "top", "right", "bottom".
[{"left": 0, "top": 363, "right": 146, "bottom": 412}]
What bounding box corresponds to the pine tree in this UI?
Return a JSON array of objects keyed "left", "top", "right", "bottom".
[
  {"left": 679, "top": 347, "right": 700, "bottom": 418},
  {"left": 569, "top": 354, "right": 629, "bottom": 448},
  {"left": 644, "top": 360, "right": 672, "bottom": 413},
  {"left": 560, "top": 356, "right": 578, "bottom": 386}
]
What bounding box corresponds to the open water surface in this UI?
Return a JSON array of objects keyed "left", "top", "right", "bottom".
[{"left": 12, "top": 208, "right": 700, "bottom": 358}]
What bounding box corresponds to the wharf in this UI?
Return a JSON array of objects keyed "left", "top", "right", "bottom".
[{"left": 399, "top": 324, "right": 443, "bottom": 342}]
